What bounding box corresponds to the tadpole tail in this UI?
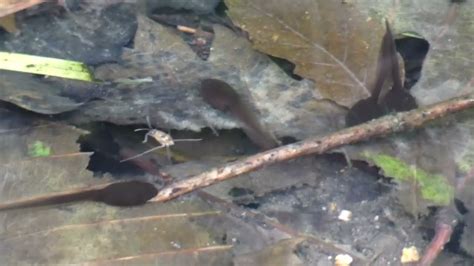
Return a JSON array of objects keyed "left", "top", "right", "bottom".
[
  {"left": 0, "top": 190, "right": 98, "bottom": 211},
  {"left": 231, "top": 103, "right": 279, "bottom": 150},
  {"left": 372, "top": 19, "right": 399, "bottom": 104}
]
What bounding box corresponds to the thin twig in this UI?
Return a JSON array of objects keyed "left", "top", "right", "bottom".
[
  {"left": 151, "top": 92, "right": 474, "bottom": 202},
  {"left": 418, "top": 156, "right": 474, "bottom": 264},
  {"left": 419, "top": 207, "right": 458, "bottom": 266}
]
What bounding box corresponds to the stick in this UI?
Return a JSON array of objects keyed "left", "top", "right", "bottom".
[
  {"left": 419, "top": 207, "right": 458, "bottom": 266},
  {"left": 150, "top": 92, "right": 474, "bottom": 202}
]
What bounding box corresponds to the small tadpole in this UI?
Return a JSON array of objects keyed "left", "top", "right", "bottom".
[
  {"left": 200, "top": 78, "right": 279, "bottom": 150},
  {"left": 120, "top": 116, "right": 202, "bottom": 163}
]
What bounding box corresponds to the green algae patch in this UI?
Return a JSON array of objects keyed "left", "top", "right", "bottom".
[
  {"left": 28, "top": 140, "right": 52, "bottom": 157},
  {"left": 364, "top": 153, "right": 454, "bottom": 206}
]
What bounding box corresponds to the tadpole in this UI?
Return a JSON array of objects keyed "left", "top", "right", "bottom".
[
  {"left": 346, "top": 21, "right": 418, "bottom": 126},
  {"left": 200, "top": 78, "right": 279, "bottom": 150}
]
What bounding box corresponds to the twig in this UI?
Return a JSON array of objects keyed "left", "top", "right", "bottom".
[
  {"left": 419, "top": 207, "right": 458, "bottom": 266},
  {"left": 151, "top": 92, "right": 474, "bottom": 202}
]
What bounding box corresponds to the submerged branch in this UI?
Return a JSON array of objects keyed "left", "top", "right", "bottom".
[{"left": 151, "top": 92, "right": 474, "bottom": 202}]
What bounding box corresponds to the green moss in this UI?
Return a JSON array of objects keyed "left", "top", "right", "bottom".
[
  {"left": 365, "top": 153, "right": 454, "bottom": 205},
  {"left": 28, "top": 140, "right": 51, "bottom": 157}
]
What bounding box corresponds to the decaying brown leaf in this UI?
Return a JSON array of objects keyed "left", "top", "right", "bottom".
[{"left": 225, "top": 0, "right": 386, "bottom": 107}]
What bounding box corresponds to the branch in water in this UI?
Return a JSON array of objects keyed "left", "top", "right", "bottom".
[{"left": 151, "top": 91, "right": 474, "bottom": 202}]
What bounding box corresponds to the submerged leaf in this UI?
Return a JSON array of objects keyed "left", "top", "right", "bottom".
[
  {"left": 225, "top": 0, "right": 386, "bottom": 107},
  {"left": 0, "top": 109, "right": 229, "bottom": 264}
]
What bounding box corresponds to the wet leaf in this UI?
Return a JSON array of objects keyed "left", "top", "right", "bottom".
[
  {"left": 1, "top": 3, "right": 136, "bottom": 65},
  {"left": 0, "top": 71, "right": 97, "bottom": 114},
  {"left": 0, "top": 109, "right": 231, "bottom": 264},
  {"left": 225, "top": 0, "right": 385, "bottom": 107}
]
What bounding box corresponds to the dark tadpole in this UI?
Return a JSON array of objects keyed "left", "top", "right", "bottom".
[
  {"left": 346, "top": 20, "right": 418, "bottom": 127},
  {"left": 200, "top": 78, "right": 279, "bottom": 150},
  {"left": 0, "top": 180, "right": 158, "bottom": 211}
]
